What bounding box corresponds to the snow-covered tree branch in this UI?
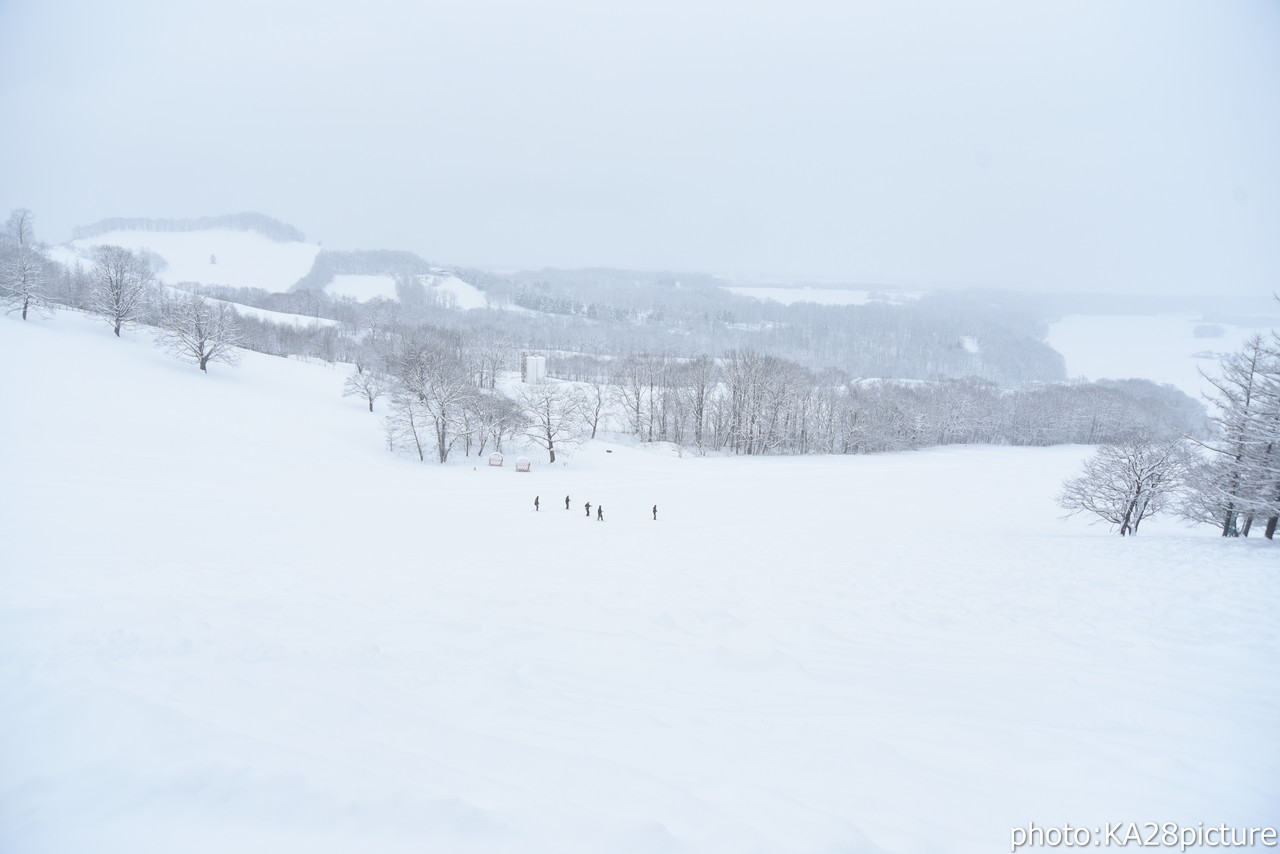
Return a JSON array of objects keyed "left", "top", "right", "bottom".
[
  {"left": 1059, "top": 432, "right": 1193, "bottom": 535},
  {"left": 516, "top": 382, "right": 583, "bottom": 464},
  {"left": 156, "top": 292, "right": 243, "bottom": 372},
  {"left": 89, "top": 245, "right": 154, "bottom": 337}
]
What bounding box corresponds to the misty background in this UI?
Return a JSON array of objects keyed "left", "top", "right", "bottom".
[{"left": 1, "top": 0, "right": 1277, "bottom": 295}]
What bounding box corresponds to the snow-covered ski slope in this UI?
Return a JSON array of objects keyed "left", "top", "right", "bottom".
[
  {"left": 60, "top": 228, "right": 491, "bottom": 309},
  {"left": 425, "top": 272, "right": 490, "bottom": 310},
  {"left": 323, "top": 271, "right": 491, "bottom": 308},
  {"left": 1, "top": 311, "right": 1276, "bottom": 854},
  {"left": 326, "top": 272, "right": 400, "bottom": 301},
  {"left": 66, "top": 228, "right": 322, "bottom": 292}
]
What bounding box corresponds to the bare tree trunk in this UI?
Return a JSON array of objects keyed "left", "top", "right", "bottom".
[{"left": 1119, "top": 502, "right": 1134, "bottom": 536}]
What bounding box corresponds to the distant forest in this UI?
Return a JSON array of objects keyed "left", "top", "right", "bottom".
[
  {"left": 71, "top": 212, "right": 306, "bottom": 243},
  {"left": 12, "top": 207, "right": 1278, "bottom": 539},
  {"left": 5, "top": 207, "right": 1213, "bottom": 465}
]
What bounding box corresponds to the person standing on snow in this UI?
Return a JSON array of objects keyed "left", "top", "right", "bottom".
[
  {"left": 653, "top": 504, "right": 658, "bottom": 520},
  {"left": 584, "top": 501, "right": 591, "bottom": 518},
  {"left": 565, "top": 495, "right": 570, "bottom": 510},
  {"left": 597, "top": 505, "right": 604, "bottom": 521},
  {"left": 534, "top": 496, "right": 539, "bottom": 511}
]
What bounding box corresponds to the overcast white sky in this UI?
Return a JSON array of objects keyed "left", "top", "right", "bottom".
[{"left": 1, "top": 0, "right": 1277, "bottom": 294}]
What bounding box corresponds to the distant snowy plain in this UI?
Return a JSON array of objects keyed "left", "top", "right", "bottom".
[
  {"left": 65, "top": 229, "right": 322, "bottom": 292},
  {"left": 1, "top": 311, "right": 1276, "bottom": 854},
  {"left": 1047, "top": 314, "right": 1267, "bottom": 399}
]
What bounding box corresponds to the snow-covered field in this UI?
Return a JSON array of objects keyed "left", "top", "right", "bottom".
[
  {"left": 64, "top": 229, "right": 322, "bottom": 292},
  {"left": 1047, "top": 314, "right": 1268, "bottom": 398},
  {"left": 1, "top": 311, "right": 1276, "bottom": 854},
  {"left": 428, "top": 273, "right": 490, "bottom": 310},
  {"left": 311, "top": 272, "right": 490, "bottom": 308}
]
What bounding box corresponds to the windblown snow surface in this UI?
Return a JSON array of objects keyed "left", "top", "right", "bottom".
[{"left": 1, "top": 312, "right": 1276, "bottom": 854}]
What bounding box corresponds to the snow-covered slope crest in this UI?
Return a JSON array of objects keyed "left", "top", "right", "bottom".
[
  {"left": 322, "top": 271, "right": 489, "bottom": 309},
  {"left": 1, "top": 310, "right": 1277, "bottom": 854},
  {"left": 62, "top": 227, "right": 322, "bottom": 292}
]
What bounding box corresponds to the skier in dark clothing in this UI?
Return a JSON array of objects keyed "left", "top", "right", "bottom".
[
  {"left": 534, "top": 496, "right": 539, "bottom": 511},
  {"left": 565, "top": 495, "right": 570, "bottom": 510},
  {"left": 597, "top": 505, "right": 604, "bottom": 521},
  {"left": 584, "top": 502, "right": 591, "bottom": 517},
  {"left": 653, "top": 504, "right": 658, "bottom": 520}
]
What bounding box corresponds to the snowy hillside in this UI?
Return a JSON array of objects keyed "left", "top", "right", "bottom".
[
  {"left": 323, "top": 272, "right": 490, "bottom": 308},
  {"left": 325, "top": 273, "right": 399, "bottom": 301},
  {"left": 1, "top": 311, "right": 1276, "bottom": 854},
  {"left": 63, "top": 228, "right": 322, "bottom": 292},
  {"left": 204, "top": 296, "right": 340, "bottom": 329},
  {"left": 54, "top": 221, "right": 496, "bottom": 314},
  {"left": 427, "top": 272, "right": 489, "bottom": 310}
]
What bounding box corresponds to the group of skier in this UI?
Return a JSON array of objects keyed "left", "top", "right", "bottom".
[{"left": 533, "top": 495, "right": 657, "bottom": 521}]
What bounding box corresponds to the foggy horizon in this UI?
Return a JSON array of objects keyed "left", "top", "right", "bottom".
[{"left": 2, "top": 0, "right": 1277, "bottom": 296}]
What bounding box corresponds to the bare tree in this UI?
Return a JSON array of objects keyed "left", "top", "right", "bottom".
[
  {"left": 1, "top": 209, "right": 49, "bottom": 320},
  {"left": 472, "top": 391, "right": 523, "bottom": 456},
  {"left": 89, "top": 245, "right": 154, "bottom": 337},
  {"left": 611, "top": 355, "right": 652, "bottom": 439},
  {"left": 1060, "top": 432, "right": 1193, "bottom": 535},
  {"left": 390, "top": 338, "right": 477, "bottom": 463},
  {"left": 156, "top": 292, "right": 242, "bottom": 372},
  {"left": 723, "top": 349, "right": 794, "bottom": 455},
  {"left": 0, "top": 246, "right": 48, "bottom": 320},
  {"left": 5, "top": 208, "right": 34, "bottom": 248},
  {"left": 469, "top": 331, "right": 514, "bottom": 389},
  {"left": 384, "top": 389, "right": 430, "bottom": 462},
  {"left": 676, "top": 355, "right": 719, "bottom": 454},
  {"left": 420, "top": 356, "right": 478, "bottom": 463},
  {"left": 343, "top": 362, "right": 387, "bottom": 412},
  {"left": 580, "top": 380, "right": 609, "bottom": 439},
  {"left": 516, "top": 382, "right": 583, "bottom": 463}
]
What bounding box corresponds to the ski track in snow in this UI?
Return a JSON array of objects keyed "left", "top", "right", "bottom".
[{"left": 1, "top": 311, "right": 1277, "bottom": 854}]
